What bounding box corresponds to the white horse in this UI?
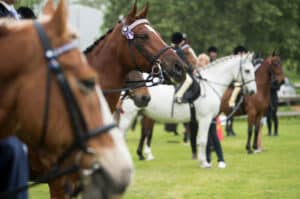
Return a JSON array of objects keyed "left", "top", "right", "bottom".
[{"left": 119, "top": 54, "right": 257, "bottom": 168}]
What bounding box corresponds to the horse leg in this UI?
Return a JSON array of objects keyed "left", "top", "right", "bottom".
[
  {"left": 197, "top": 116, "right": 212, "bottom": 168},
  {"left": 266, "top": 107, "right": 272, "bottom": 136},
  {"left": 183, "top": 123, "right": 190, "bottom": 144},
  {"left": 246, "top": 124, "right": 253, "bottom": 154},
  {"left": 137, "top": 116, "right": 147, "bottom": 160},
  {"left": 145, "top": 126, "right": 154, "bottom": 160},
  {"left": 230, "top": 118, "right": 237, "bottom": 136},
  {"left": 273, "top": 108, "right": 278, "bottom": 136},
  {"left": 225, "top": 118, "right": 232, "bottom": 136},
  {"left": 253, "top": 123, "right": 260, "bottom": 151},
  {"left": 141, "top": 116, "right": 155, "bottom": 161},
  {"left": 189, "top": 120, "right": 198, "bottom": 159},
  {"left": 226, "top": 117, "right": 236, "bottom": 136}
]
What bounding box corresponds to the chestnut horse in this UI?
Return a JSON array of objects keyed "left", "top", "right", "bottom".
[
  {"left": 0, "top": 0, "right": 133, "bottom": 198},
  {"left": 84, "top": 2, "right": 187, "bottom": 112},
  {"left": 220, "top": 55, "right": 285, "bottom": 154}
]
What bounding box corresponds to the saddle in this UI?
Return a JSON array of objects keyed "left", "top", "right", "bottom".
[{"left": 180, "top": 76, "right": 200, "bottom": 103}]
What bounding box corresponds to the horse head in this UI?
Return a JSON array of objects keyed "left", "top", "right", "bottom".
[
  {"left": 125, "top": 71, "right": 151, "bottom": 107},
  {"left": 236, "top": 53, "right": 257, "bottom": 95},
  {"left": 0, "top": 0, "right": 133, "bottom": 197},
  {"left": 117, "top": 1, "right": 187, "bottom": 84},
  {"left": 270, "top": 54, "right": 285, "bottom": 86}
]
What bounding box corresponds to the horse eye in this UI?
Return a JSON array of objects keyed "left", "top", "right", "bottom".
[
  {"left": 245, "top": 69, "right": 250, "bottom": 74},
  {"left": 137, "top": 34, "right": 149, "bottom": 40},
  {"left": 78, "top": 79, "right": 96, "bottom": 92},
  {"left": 244, "top": 69, "right": 250, "bottom": 74}
]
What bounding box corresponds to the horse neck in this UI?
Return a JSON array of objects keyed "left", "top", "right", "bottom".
[
  {"left": 255, "top": 58, "right": 272, "bottom": 96},
  {"left": 201, "top": 57, "right": 238, "bottom": 96},
  {"left": 85, "top": 31, "right": 130, "bottom": 111},
  {"left": 0, "top": 27, "right": 37, "bottom": 79},
  {"left": 185, "top": 48, "right": 197, "bottom": 66}
]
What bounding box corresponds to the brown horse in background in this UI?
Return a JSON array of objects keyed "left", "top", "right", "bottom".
[
  {"left": 220, "top": 55, "right": 285, "bottom": 154},
  {"left": 0, "top": 0, "right": 133, "bottom": 198},
  {"left": 84, "top": 2, "right": 187, "bottom": 112},
  {"left": 124, "top": 71, "right": 151, "bottom": 108},
  {"left": 114, "top": 71, "right": 151, "bottom": 124}
]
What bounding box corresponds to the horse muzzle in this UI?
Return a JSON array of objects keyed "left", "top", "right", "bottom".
[
  {"left": 82, "top": 162, "right": 133, "bottom": 199},
  {"left": 133, "top": 95, "right": 151, "bottom": 107}
]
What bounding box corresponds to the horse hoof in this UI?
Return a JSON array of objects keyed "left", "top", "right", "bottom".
[
  {"left": 200, "top": 162, "right": 212, "bottom": 169},
  {"left": 247, "top": 150, "right": 253, "bottom": 154},
  {"left": 146, "top": 155, "right": 154, "bottom": 161},
  {"left": 139, "top": 156, "right": 145, "bottom": 160},
  {"left": 192, "top": 153, "right": 197, "bottom": 160}
]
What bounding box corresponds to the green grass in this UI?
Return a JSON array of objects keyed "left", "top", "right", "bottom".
[
  {"left": 30, "top": 118, "right": 300, "bottom": 199},
  {"left": 284, "top": 69, "right": 300, "bottom": 84}
]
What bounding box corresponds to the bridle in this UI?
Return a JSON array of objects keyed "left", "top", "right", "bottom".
[
  {"left": 196, "top": 55, "right": 256, "bottom": 98},
  {"left": 0, "top": 21, "right": 117, "bottom": 198},
  {"left": 236, "top": 56, "right": 256, "bottom": 91},
  {"left": 121, "top": 18, "right": 169, "bottom": 85}
]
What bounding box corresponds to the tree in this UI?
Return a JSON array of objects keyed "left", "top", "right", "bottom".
[{"left": 98, "top": 0, "right": 300, "bottom": 73}]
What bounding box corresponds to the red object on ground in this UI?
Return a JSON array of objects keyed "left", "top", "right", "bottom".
[{"left": 216, "top": 116, "right": 224, "bottom": 141}]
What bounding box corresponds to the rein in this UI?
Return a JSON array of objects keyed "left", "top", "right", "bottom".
[
  {"left": 103, "top": 69, "right": 163, "bottom": 94},
  {"left": 0, "top": 21, "right": 116, "bottom": 198}
]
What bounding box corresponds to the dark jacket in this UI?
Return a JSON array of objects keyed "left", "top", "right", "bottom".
[{"left": 0, "top": 3, "right": 14, "bottom": 18}]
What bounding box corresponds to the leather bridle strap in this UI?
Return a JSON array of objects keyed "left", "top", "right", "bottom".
[{"left": 34, "top": 21, "right": 88, "bottom": 151}]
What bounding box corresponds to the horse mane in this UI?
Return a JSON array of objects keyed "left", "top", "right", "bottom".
[
  {"left": 199, "top": 55, "right": 237, "bottom": 70},
  {"left": 83, "top": 27, "right": 114, "bottom": 54}
]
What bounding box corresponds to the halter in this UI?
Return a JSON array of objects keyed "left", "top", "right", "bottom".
[
  {"left": 0, "top": 21, "right": 117, "bottom": 198},
  {"left": 236, "top": 55, "right": 256, "bottom": 88},
  {"left": 122, "top": 18, "right": 169, "bottom": 84}
]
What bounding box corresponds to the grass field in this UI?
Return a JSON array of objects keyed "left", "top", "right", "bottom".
[{"left": 30, "top": 117, "right": 300, "bottom": 199}]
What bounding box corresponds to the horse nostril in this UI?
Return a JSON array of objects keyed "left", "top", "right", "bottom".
[{"left": 141, "top": 95, "right": 151, "bottom": 103}]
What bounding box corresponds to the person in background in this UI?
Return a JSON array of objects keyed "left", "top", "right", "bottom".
[
  {"left": 196, "top": 53, "right": 226, "bottom": 168},
  {"left": 196, "top": 53, "right": 210, "bottom": 68},
  {"left": 0, "top": 1, "right": 29, "bottom": 199},
  {"left": 266, "top": 78, "right": 281, "bottom": 136},
  {"left": 226, "top": 45, "right": 249, "bottom": 136},
  {"left": 206, "top": 117, "right": 226, "bottom": 168},
  {"left": 207, "top": 46, "right": 218, "bottom": 61}
]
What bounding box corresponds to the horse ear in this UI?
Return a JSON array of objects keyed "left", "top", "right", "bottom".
[
  {"left": 247, "top": 52, "right": 254, "bottom": 61},
  {"left": 125, "top": 0, "right": 137, "bottom": 24},
  {"left": 42, "top": 0, "right": 55, "bottom": 16},
  {"left": 50, "top": 0, "right": 68, "bottom": 35},
  {"left": 136, "top": 2, "right": 149, "bottom": 19}
]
